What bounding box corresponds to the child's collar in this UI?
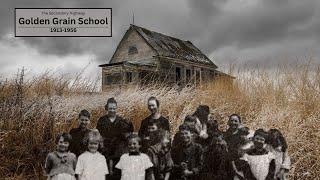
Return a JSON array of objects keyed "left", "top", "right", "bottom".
[
  {"left": 107, "top": 115, "right": 117, "bottom": 122},
  {"left": 86, "top": 149, "right": 97, "bottom": 153},
  {"left": 54, "top": 151, "right": 68, "bottom": 163},
  {"left": 248, "top": 148, "right": 268, "bottom": 155},
  {"left": 129, "top": 152, "right": 140, "bottom": 156},
  {"left": 55, "top": 150, "right": 68, "bottom": 155}
]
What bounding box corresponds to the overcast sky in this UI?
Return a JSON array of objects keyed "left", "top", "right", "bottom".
[{"left": 0, "top": 0, "right": 320, "bottom": 78}]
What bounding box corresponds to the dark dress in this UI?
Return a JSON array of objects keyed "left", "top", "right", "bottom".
[
  {"left": 138, "top": 115, "right": 170, "bottom": 138},
  {"left": 223, "top": 128, "right": 246, "bottom": 179},
  {"left": 96, "top": 115, "right": 134, "bottom": 180},
  {"left": 170, "top": 142, "right": 203, "bottom": 180},
  {"left": 201, "top": 138, "right": 231, "bottom": 180},
  {"left": 224, "top": 128, "right": 245, "bottom": 160},
  {"left": 147, "top": 143, "right": 174, "bottom": 180},
  {"left": 69, "top": 127, "right": 90, "bottom": 157}
]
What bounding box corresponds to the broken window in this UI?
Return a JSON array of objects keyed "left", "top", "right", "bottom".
[
  {"left": 195, "top": 70, "right": 201, "bottom": 86},
  {"left": 105, "top": 73, "right": 122, "bottom": 85},
  {"left": 186, "top": 69, "right": 191, "bottom": 83},
  {"left": 128, "top": 45, "right": 138, "bottom": 55},
  {"left": 176, "top": 67, "right": 181, "bottom": 84},
  {"left": 126, "top": 72, "right": 133, "bottom": 83}
]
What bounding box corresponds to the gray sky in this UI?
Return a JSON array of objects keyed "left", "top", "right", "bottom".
[{"left": 0, "top": 0, "right": 319, "bottom": 78}]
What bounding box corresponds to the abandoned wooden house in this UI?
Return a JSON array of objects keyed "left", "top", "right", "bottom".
[{"left": 99, "top": 24, "right": 232, "bottom": 91}]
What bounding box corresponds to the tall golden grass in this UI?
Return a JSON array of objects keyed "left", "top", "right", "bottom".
[{"left": 0, "top": 63, "right": 319, "bottom": 180}]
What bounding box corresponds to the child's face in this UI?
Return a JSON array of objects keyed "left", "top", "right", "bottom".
[
  {"left": 128, "top": 138, "right": 141, "bottom": 153},
  {"left": 228, "top": 116, "right": 240, "bottom": 130},
  {"left": 147, "top": 124, "right": 158, "bottom": 133},
  {"left": 78, "top": 115, "right": 90, "bottom": 129},
  {"left": 213, "top": 135, "right": 224, "bottom": 145},
  {"left": 269, "top": 131, "right": 281, "bottom": 147},
  {"left": 107, "top": 103, "right": 117, "bottom": 117},
  {"left": 161, "top": 137, "right": 171, "bottom": 152},
  {"left": 57, "top": 136, "right": 69, "bottom": 152},
  {"left": 88, "top": 138, "right": 99, "bottom": 153},
  {"left": 148, "top": 100, "right": 158, "bottom": 114},
  {"left": 180, "top": 130, "right": 192, "bottom": 144},
  {"left": 241, "top": 134, "right": 249, "bottom": 142},
  {"left": 254, "top": 135, "right": 265, "bottom": 150}
]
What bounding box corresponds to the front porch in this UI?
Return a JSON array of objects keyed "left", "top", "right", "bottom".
[{"left": 99, "top": 61, "right": 158, "bottom": 91}]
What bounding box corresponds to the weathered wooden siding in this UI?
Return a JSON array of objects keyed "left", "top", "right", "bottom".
[
  {"left": 158, "top": 60, "right": 175, "bottom": 83},
  {"left": 110, "top": 29, "right": 158, "bottom": 65},
  {"left": 158, "top": 58, "right": 213, "bottom": 86}
]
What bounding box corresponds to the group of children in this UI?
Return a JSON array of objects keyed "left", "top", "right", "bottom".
[{"left": 45, "top": 97, "right": 290, "bottom": 180}]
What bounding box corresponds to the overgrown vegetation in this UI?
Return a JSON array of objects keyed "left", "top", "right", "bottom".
[{"left": 0, "top": 63, "right": 319, "bottom": 179}]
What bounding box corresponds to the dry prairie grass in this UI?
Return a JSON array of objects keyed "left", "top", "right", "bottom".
[{"left": 0, "top": 63, "right": 319, "bottom": 180}]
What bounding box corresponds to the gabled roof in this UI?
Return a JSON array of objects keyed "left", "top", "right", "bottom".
[
  {"left": 131, "top": 25, "right": 218, "bottom": 68},
  {"left": 99, "top": 61, "right": 156, "bottom": 67}
]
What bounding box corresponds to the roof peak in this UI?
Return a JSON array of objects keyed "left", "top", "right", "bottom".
[
  {"left": 128, "top": 24, "right": 217, "bottom": 68},
  {"left": 130, "top": 24, "right": 189, "bottom": 42}
]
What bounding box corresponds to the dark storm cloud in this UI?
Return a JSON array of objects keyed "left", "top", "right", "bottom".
[
  {"left": 187, "top": 0, "right": 318, "bottom": 52},
  {"left": 187, "top": 0, "right": 223, "bottom": 21},
  {"left": 0, "top": 0, "right": 320, "bottom": 65}
]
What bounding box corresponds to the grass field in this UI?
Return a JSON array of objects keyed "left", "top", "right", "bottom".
[{"left": 0, "top": 63, "right": 319, "bottom": 179}]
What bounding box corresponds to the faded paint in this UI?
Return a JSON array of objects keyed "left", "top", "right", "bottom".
[
  {"left": 110, "top": 27, "right": 157, "bottom": 66},
  {"left": 99, "top": 25, "right": 233, "bottom": 91}
]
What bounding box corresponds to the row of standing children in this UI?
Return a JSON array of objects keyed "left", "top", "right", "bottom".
[{"left": 45, "top": 97, "right": 290, "bottom": 180}]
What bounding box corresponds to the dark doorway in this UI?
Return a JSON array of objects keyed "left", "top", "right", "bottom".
[
  {"left": 195, "top": 70, "right": 201, "bottom": 86},
  {"left": 186, "top": 69, "right": 191, "bottom": 84},
  {"left": 176, "top": 67, "right": 181, "bottom": 85},
  {"left": 126, "top": 72, "right": 133, "bottom": 83}
]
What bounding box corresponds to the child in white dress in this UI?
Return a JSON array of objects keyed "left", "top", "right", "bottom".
[
  {"left": 241, "top": 129, "right": 276, "bottom": 180},
  {"left": 116, "top": 133, "right": 154, "bottom": 180},
  {"left": 75, "top": 129, "right": 109, "bottom": 180}
]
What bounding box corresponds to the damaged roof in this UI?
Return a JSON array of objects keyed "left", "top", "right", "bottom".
[
  {"left": 131, "top": 25, "right": 217, "bottom": 68},
  {"left": 99, "top": 61, "right": 156, "bottom": 67}
]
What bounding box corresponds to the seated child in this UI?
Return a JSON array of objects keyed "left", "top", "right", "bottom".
[
  {"left": 75, "top": 129, "right": 109, "bottom": 180},
  {"left": 147, "top": 130, "right": 173, "bottom": 180},
  {"left": 172, "top": 116, "right": 200, "bottom": 149},
  {"left": 240, "top": 129, "right": 276, "bottom": 180},
  {"left": 45, "top": 133, "right": 77, "bottom": 180},
  {"left": 266, "top": 129, "right": 291, "bottom": 180},
  {"left": 171, "top": 124, "right": 203, "bottom": 180},
  {"left": 69, "top": 109, "right": 91, "bottom": 157},
  {"left": 116, "top": 133, "right": 154, "bottom": 180}
]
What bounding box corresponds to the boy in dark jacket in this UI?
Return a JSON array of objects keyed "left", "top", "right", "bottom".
[
  {"left": 141, "top": 121, "right": 163, "bottom": 153},
  {"left": 147, "top": 130, "right": 173, "bottom": 180},
  {"left": 69, "top": 109, "right": 91, "bottom": 157},
  {"left": 171, "top": 124, "right": 203, "bottom": 180}
]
